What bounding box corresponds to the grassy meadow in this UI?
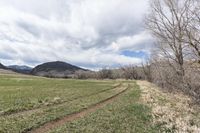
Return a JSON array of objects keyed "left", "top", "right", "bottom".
[
  {"left": 0, "top": 74, "right": 118, "bottom": 115},
  {"left": 0, "top": 73, "right": 159, "bottom": 133},
  {"left": 50, "top": 83, "right": 159, "bottom": 133}
]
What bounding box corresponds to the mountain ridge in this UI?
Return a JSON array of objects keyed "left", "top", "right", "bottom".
[
  {"left": 7, "top": 65, "right": 32, "bottom": 74},
  {"left": 0, "top": 63, "right": 6, "bottom": 69},
  {"left": 0, "top": 61, "right": 88, "bottom": 78},
  {"left": 31, "top": 61, "right": 87, "bottom": 78}
]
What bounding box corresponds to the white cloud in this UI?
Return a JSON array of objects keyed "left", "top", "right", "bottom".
[
  {"left": 0, "top": 0, "right": 151, "bottom": 69},
  {"left": 109, "top": 31, "right": 153, "bottom": 52}
]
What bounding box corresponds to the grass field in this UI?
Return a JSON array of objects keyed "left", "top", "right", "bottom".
[
  {"left": 50, "top": 82, "right": 158, "bottom": 133},
  {"left": 0, "top": 73, "right": 158, "bottom": 133},
  {"left": 0, "top": 74, "right": 120, "bottom": 115}
]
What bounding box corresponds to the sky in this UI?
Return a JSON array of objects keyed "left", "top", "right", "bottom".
[{"left": 0, "top": 0, "right": 153, "bottom": 69}]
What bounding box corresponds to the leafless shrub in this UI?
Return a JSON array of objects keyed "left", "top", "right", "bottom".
[
  {"left": 183, "top": 63, "right": 200, "bottom": 101},
  {"left": 74, "top": 70, "right": 96, "bottom": 79},
  {"left": 97, "top": 68, "right": 113, "bottom": 79},
  {"left": 142, "top": 60, "right": 152, "bottom": 82},
  {"left": 110, "top": 69, "right": 124, "bottom": 79},
  {"left": 120, "top": 65, "right": 141, "bottom": 80}
]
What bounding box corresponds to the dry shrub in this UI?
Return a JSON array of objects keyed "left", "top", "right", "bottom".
[{"left": 74, "top": 70, "right": 96, "bottom": 79}]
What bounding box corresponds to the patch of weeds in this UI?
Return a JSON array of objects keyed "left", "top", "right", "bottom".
[{"left": 126, "top": 104, "right": 152, "bottom": 122}]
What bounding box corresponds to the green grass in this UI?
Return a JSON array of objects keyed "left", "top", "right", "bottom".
[
  {"left": 0, "top": 75, "right": 117, "bottom": 115},
  {"left": 0, "top": 74, "right": 160, "bottom": 133},
  {"left": 50, "top": 83, "right": 158, "bottom": 133},
  {"left": 0, "top": 74, "right": 125, "bottom": 132}
]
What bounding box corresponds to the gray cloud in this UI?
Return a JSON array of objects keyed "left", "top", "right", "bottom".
[{"left": 0, "top": 0, "right": 152, "bottom": 69}]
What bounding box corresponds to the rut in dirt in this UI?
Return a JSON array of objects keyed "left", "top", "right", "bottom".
[{"left": 27, "top": 84, "right": 129, "bottom": 133}]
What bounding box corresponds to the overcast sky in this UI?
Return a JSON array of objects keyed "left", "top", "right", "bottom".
[{"left": 0, "top": 0, "right": 152, "bottom": 69}]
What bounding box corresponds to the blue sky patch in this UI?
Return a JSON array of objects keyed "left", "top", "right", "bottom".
[{"left": 121, "top": 50, "right": 148, "bottom": 59}]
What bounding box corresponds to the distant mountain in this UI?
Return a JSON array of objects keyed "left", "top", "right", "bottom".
[
  {"left": 8, "top": 65, "right": 32, "bottom": 74},
  {"left": 0, "top": 63, "right": 18, "bottom": 74},
  {"left": 0, "top": 63, "right": 7, "bottom": 69},
  {"left": 31, "top": 61, "right": 87, "bottom": 78}
]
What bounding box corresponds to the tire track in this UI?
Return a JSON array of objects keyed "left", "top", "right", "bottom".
[
  {"left": 28, "top": 84, "right": 129, "bottom": 133},
  {"left": 0, "top": 83, "right": 122, "bottom": 117}
]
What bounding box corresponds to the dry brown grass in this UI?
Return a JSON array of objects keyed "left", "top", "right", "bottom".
[
  {"left": 0, "top": 69, "right": 17, "bottom": 75},
  {"left": 137, "top": 80, "right": 200, "bottom": 133}
]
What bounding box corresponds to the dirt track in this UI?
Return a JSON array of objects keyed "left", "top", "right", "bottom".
[
  {"left": 1, "top": 83, "right": 122, "bottom": 117},
  {"left": 28, "top": 84, "right": 129, "bottom": 133}
]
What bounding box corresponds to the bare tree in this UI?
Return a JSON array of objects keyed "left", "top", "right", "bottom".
[
  {"left": 121, "top": 65, "right": 138, "bottom": 80},
  {"left": 97, "top": 68, "right": 113, "bottom": 79},
  {"left": 183, "top": 0, "right": 200, "bottom": 63},
  {"left": 146, "top": 0, "right": 200, "bottom": 102},
  {"left": 142, "top": 60, "right": 152, "bottom": 82},
  {"left": 146, "top": 0, "right": 189, "bottom": 77},
  {"left": 74, "top": 70, "right": 97, "bottom": 79}
]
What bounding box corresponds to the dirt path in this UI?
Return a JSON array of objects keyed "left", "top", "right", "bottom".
[
  {"left": 137, "top": 80, "right": 200, "bottom": 133},
  {"left": 28, "top": 84, "right": 129, "bottom": 133}
]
